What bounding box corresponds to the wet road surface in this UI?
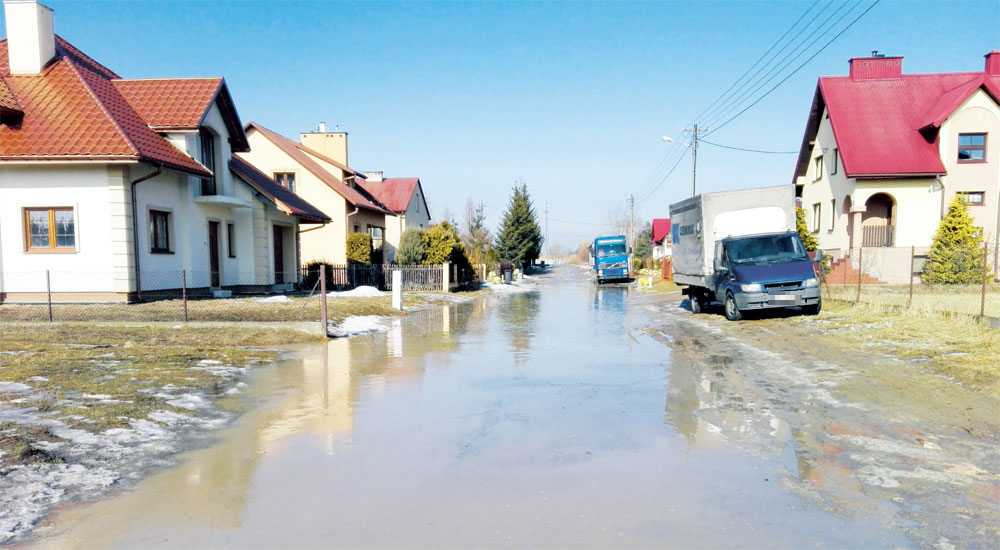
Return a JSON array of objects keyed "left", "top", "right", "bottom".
[{"left": 30, "top": 267, "right": 992, "bottom": 548}]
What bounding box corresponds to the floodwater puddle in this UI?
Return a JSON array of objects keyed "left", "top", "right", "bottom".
[{"left": 30, "top": 268, "right": 919, "bottom": 548}]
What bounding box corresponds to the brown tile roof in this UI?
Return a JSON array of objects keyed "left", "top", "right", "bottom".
[
  {"left": 243, "top": 122, "right": 392, "bottom": 215},
  {"left": 0, "top": 36, "right": 213, "bottom": 176},
  {"left": 360, "top": 177, "right": 421, "bottom": 213},
  {"left": 229, "top": 156, "right": 331, "bottom": 224},
  {"left": 113, "top": 78, "right": 222, "bottom": 129}
]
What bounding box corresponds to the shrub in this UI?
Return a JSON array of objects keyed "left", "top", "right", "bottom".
[
  {"left": 423, "top": 221, "right": 477, "bottom": 285},
  {"left": 633, "top": 257, "right": 643, "bottom": 272},
  {"left": 346, "top": 233, "right": 372, "bottom": 265},
  {"left": 300, "top": 260, "right": 333, "bottom": 290},
  {"left": 923, "top": 196, "right": 988, "bottom": 284},
  {"left": 396, "top": 229, "right": 426, "bottom": 265},
  {"left": 796, "top": 207, "right": 818, "bottom": 251}
]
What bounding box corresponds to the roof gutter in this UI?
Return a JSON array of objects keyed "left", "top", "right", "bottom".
[{"left": 131, "top": 164, "right": 163, "bottom": 300}]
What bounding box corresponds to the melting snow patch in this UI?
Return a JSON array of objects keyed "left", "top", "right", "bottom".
[
  {"left": 166, "top": 394, "right": 211, "bottom": 411},
  {"left": 0, "top": 383, "right": 32, "bottom": 394},
  {"left": 255, "top": 295, "right": 293, "bottom": 303},
  {"left": 328, "top": 315, "right": 391, "bottom": 338},
  {"left": 327, "top": 286, "right": 383, "bottom": 298},
  {"left": 25, "top": 377, "right": 48, "bottom": 383}
]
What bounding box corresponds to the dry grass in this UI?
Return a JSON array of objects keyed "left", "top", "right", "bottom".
[
  {"left": 817, "top": 300, "right": 999, "bottom": 393},
  {"left": 825, "top": 282, "right": 1000, "bottom": 318}
]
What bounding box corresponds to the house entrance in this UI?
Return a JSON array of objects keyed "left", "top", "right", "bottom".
[
  {"left": 862, "top": 193, "right": 895, "bottom": 247},
  {"left": 208, "top": 221, "right": 221, "bottom": 287},
  {"left": 273, "top": 226, "right": 285, "bottom": 284}
]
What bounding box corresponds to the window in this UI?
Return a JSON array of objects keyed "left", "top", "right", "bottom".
[
  {"left": 830, "top": 148, "right": 838, "bottom": 175},
  {"left": 273, "top": 172, "right": 295, "bottom": 192},
  {"left": 958, "top": 133, "right": 986, "bottom": 162},
  {"left": 812, "top": 203, "right": 821, "bottom": 232},
  {"left": 149, "top": 210, "right": 171, "bottom": 253},
  {"left": 829, "top": 199, "right": 836, "bottom": 230},
  {"left": 956, "top": 191, "right": 985, "bottom": 205},
  {"left": 367, "top": 225, "right": 384, "bottom": 250},
  {"left": 227, "top": 222, "right": 236, "bottom": 258},
  {"left": 24, "top": 207, "right": 75, "bottom": 252},
  {"left": 200, "top": 128, "right": 216, "bottom": 195},
  {"left": 813, "top": 155, "right": 824, "bottom": 180}
]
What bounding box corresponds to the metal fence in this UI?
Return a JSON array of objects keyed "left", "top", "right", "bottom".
[
  {"left": 823, "top": 242, "right": 998, "bottom": 319},
  {"left": 0, "top": 264, "right": 456, "bottom": 323}
]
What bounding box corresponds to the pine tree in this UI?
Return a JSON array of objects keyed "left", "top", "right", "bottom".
[
  {"left": 922, "top": 196, "right": 986, "bottom": 284},
  {"left": 396, "top": 229, "right": 426, "bottom": 265},
  {"left": 795, "top": 207, "right": 818, "bottom": 251},
  {"left": 633, "top": 222, "right": 653, "bottom": 259},
  {"left": 462, "top": 199, "right": 492, "bottom": 265},
  {"left": 494, "top": 181, "right": 543, "bottom": 269}
]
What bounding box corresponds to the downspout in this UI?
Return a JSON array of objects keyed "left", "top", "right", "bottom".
[{"left": 130, "top": 164, "right": 163, "bottom": 300}]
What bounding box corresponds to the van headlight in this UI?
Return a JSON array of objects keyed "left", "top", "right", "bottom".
[
  {"left": 740, "top": 283, "right": 762, "bottom": 292},
  {"left": 804, "top": 278, "right": 818, "bottom": 288}
]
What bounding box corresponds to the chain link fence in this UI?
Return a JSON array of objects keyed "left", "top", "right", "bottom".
[{"left": 823, "top": 242, "right": 998, "bottom": 319}]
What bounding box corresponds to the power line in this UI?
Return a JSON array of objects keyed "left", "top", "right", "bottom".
[
  {"left": 699, "top": 139, "right": 798, "bottom": 154},
  {"left": 701, "top": 0, "right": 860, "bottom": 130},
  {"left": 704, "top": 0, "right": 879, "bottom": 136},
  {"left": 636, "top": 147, "right": 689, "bottom": 205}
]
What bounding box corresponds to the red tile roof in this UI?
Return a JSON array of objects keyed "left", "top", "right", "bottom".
[
  {"left": 651, "top": 218, "right": 670, "bottom": 243},
  {"left": 113, "top": 78, "right": 222, "bottom": 129},
  {"left": 243, "top": 122, "right": 391, "bottom": 215},
  {"left": 229, "top": 156, "right": 331, "bottom": 224},
  {"left": 0, "top": 36, "right": 227, "bottom": 176},
  {"left": 795, "top": 56, "right": 1000, "bottom": 180},
  {"left": 360, "top": 177, "right": 421, "bottom": 213}
]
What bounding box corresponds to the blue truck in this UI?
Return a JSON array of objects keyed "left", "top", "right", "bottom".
[
  {"left": 669, "top": 186, "right": 822, "bottom": 321},
  {"left": 592, "top": 235, "right": 632, "bottom": 284}
]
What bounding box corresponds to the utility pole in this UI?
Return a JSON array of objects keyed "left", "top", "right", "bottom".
[
  {"left": 544, "top": 201, "right": 549, "bottom": 255},
  {"left": 628, "top": 194, "right": 635, "bottom": 251},
  {"left": 690, "top": 123, "right": 700, "bottom": 197}
]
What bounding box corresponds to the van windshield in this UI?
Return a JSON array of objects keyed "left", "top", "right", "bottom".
[
  {"left": 596, "top": 244, "right": 626, "bottom": 258},
  {"left": 727, "top": 234, "right": 808, "bottom": 265}
]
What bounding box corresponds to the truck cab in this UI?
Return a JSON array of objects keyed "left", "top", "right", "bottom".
[
  {"left": 698, "top": 231, "right": 821, "bottom": 320},
  {"left": 592, "top": 236, "right": 631, "bottom": 284}
]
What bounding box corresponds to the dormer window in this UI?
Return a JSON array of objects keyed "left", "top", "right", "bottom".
[
  {"left": 200, "top": 128, "right": 217, "bottom": 195},
  {"left": 274, "top": 172, "right": 295, "bottom": 192},
  {"left": 958, "top": 133, "right": 986, "bottom": 162}
]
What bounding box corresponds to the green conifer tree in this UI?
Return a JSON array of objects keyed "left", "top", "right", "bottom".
[
  {"left": 494, "top": 181, "right": 543, "bottom": 268},
  {"left": 796, "top": 207, "right": 818, "bottom": 251},
  {"left": 396, "top": 229, "right": 426, "bottom": 265},
  {"left": 922, "top": 196, "right": 986, "bottom": 284}
]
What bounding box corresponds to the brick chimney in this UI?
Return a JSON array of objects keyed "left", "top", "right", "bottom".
[
  {"left": 986, "top": 50, "right": 1000, "bottom": 76},
  {"left": 3, "top": 1, "right": 56, "bottom": 76},
  {"left": 848, "top": 51, "right": 903, "bottom": 80},
  {"left": 300, "top": 127, "right": 349, "bottom": 167}
]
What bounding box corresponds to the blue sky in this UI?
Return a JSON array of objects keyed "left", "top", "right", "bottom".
[{"left": 9, "top": 1, "right": 998, "bottom": 248}]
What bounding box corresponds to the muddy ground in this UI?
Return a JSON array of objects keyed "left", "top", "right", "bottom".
[{"left": 646, "top": 294, "right": 1000, "bottom": 549}]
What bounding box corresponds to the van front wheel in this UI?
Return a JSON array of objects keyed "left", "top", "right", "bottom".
[{"left": 724, "top": 292, "right": 742, "bottom": 321}]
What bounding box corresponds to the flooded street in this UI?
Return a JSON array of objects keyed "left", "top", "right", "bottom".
[{"left": 30, "top": 267, "right": 995, "bottom": 548}]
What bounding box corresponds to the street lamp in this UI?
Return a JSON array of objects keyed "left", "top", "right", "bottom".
[{"left": 662, "top": 124, "right": 701, "bottom": 197}]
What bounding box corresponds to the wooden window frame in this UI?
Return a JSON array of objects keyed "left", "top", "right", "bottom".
[
  {"left": 830, "top": 148, "right": 838, "bottom": 175},
  {"left": 811, "top": 203, "right": 821, "bottom": 233},
  {"left": 813, "top": 155, "right": 824, "bottom": 181},
  {"left": 200, "top": 128, "right": 217, "bottom": 195},
  {"left": 956, "top": 191, "right": 985, "bottom": 206},
  {"left": 23, "top": 207, "right": 76, "bottom": 253},
  {"left": 227, "top": 222, "right": 237, "bottom": 258},
  {"left": 958, "top": 133, "right": 986, "bottom": 163},
  {"left": 273, "top": 172, "right": 296, "bottom": 193},
  {"left": 149, "top": 209, "right": 172, "bottom": 254},
  {"left": 829, "top": 199, "right": 836, "bottom": 231}
]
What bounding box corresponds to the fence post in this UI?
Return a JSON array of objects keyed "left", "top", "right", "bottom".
[
  {"left": 981, "top": 242, "right": 989, "bottom": 318},
  {"left": 181, "top": 270, "right": 189, "bottom": 323},
  {"left": 855, "top": 247, "right": 863, "bottom": 304},
  {"left": 46, "top": 270, "right": 53, "bottom": 322},
  {"left": 320, "top": 264, "right": 328, "bottom": 334},
  {"left": 442, "top": 262, "right": 450, "bottom": 292},
  {"left": 392, "top": 270, "right": 403, "bottom": 311},
  {"left": 908, "top": 246, "right": 915, "bottom": 309}
]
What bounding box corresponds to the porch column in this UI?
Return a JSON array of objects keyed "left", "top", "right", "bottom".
[{"left": 850, "top": 206, "right": 865, "bottom": 249}]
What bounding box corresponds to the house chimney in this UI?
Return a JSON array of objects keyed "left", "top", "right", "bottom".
[
  {"left": 848, "top": 53, "right": 903, "bottom": 80},
  {"left": 364, "top": 171, "right": 383, "bottom": 182},
  {"left": 300, "top": 129, "right": 348, "bottom": 166},
  {"left": 316, "top": 121, "right": 326, "bottom": 132},
  {"left": 986, "top": 50, "right": 1000, "bottom": 76},
  {"left": 3, "top": 1, "right": 56, "bottom": 76}
]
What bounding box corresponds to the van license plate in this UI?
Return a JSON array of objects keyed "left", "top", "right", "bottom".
[{"left": 769, "top": 294, "right": 799, "bottom": 305}]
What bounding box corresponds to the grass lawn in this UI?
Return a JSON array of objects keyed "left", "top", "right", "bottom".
[{"left": 825, "top": 282, "right": 1000, "bottom": 318}]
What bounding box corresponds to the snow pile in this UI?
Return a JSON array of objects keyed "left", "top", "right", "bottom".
[
  {"left": 484, "top": 275, "right": 538, "bottom": 294},
  {"left": 328, "top": 286, "right": 383, "bottom": 298},
  {"left": 255, "top": 295, "right": 293, "bottom": 304},
  {"left": 328, "top": 315, "right": 392, "bottom": 338},
  {"left": 0, "top": 383, "right": 32, "bottom": 393}
]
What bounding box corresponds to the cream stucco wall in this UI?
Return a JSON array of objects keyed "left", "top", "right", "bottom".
[{"left": 939, "top": 89, "right": 1000, "bottom": 256}]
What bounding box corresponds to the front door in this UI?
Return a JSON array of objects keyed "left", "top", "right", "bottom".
[
  {"left": 208, "top": 221, "right": 221, "bottom": 287},
  {"left": 273, "top": 226, "right": 285, "bottom": 284}
]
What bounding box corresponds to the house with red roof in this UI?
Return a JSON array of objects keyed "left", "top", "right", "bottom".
[
  {"left": 0, "top": 1, "right": 329, "bottom": 300},
  {"left": 361, "top": 172, "right": 431, "bottom": 263},
  {"left": 650, "top": 218, "right": 671, "bottom": 260},
  {"left": 794, "top": 50, "right": 1000, "bottom": 279},
  {"left": 239, "top": 123, "right": 429, "bottom": 265}
]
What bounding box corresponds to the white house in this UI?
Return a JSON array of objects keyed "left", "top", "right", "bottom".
[
  {"left": 0, "top": 1, "right": 329, "bottom": 301},
  {"left": 794, "top": 50, "right": 1000, "bottom": 280}
]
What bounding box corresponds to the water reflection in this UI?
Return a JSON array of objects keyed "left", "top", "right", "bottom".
[{"left": 498, "top": 292, "right": 540, "bottom": 367}]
